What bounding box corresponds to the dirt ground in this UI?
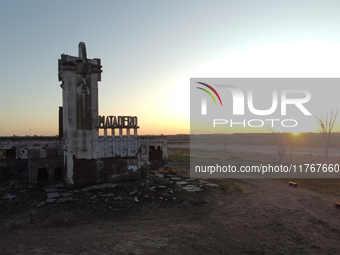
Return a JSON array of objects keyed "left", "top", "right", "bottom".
[
  {"left": 1, "top": 178, "right": 340, "bottom": 255},
  {"left": 1, "top": 134, "right": 340, "bottom": 255}
]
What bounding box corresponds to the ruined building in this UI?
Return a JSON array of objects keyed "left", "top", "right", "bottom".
[{"left": 0, "top": 42, "right": 168, "bottom": 187}]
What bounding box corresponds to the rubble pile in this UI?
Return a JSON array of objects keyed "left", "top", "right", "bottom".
[{"left": 0, "top": 170, "right": 220, "bottom": 211}]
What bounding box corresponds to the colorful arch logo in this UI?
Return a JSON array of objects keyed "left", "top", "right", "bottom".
[{"left": 196, "top": 82, "right": 222, "bottom": 106}]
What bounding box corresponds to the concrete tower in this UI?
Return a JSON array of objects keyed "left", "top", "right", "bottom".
[{"left": 58, "top": 42, "right": 102, "bottom": 185}]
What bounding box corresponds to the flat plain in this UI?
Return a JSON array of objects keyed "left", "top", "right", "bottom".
[{"left": 0, "top": 133, "right": 340, "bottom": 254}]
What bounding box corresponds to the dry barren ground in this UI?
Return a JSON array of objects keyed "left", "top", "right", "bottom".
[
  {"left": 1, "top": 178, "right": 340, "bottom": 254},
  {"left": 1, "top": 134, "right": 340, "bottom": 254}
]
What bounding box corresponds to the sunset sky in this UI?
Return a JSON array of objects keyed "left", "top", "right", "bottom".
[{"left": 1, "top": 1, "right": 340, "bottom": 136}]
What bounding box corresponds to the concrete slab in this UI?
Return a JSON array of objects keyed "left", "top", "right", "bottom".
[
  {"left": 170, "top": 177, "right": 182, "bottom": 181},
  {"left": 46, "top": 198, "right": 56, "bottom": 203},
  {"left": 100, "top": 193, "right": 114, "bottom": 197},
  {"left": 36, "top": 201, "right": 46, "bottom": 207},
  {"left": 55, "top": 183, "right": 65, "bottom": 188},
  {"left": 60, "top": 192, "right": 73, "bottom": 197},
  {"left": 183, "top": 185, "right": 204, "bottom": 192},
  {"left": 176, "top": 181, "right": 189, "bottom": 185},
  {"left": 186, "top": 188, "right": 204, "bottom": 192},
  {"left": 57, "top": 197, "right": 73, "bottom": 203},
  {"left": 205, "top": 183, "right": 219, "bottom": 187},
  {"left": 47, "top": 192, "right": 61, "bottom": 199},
  {"left": 3, "top": 194, "right": 17, "bottom": 200},
  {"left": 44, "top": 187, "right": 58, "bottom": 193}
]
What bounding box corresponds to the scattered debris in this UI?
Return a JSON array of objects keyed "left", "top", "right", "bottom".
[
  {"left": 129, "top": 190, "right": 138, "bottom": 195},
  {"left": 3, "top": 194, "right": 17, "bottom": 200},
  {"left": 55, "top": 183, "right": 65, "bottom": 188},
  {"left": 60, "top": 192, "right": 73, "bottom": 197},
  {"left": 183, "top": 185, "right": 204, "bottom": 192},
  {"left": 139, "top": 178, "right": 152, "bottom": 191},
  {"left": 36, "top": 201, "right": 46, "bottom": 208},
  {"left": 0, "top": 169, "right": 221, "bottom": 213},
  {"left": 81, "top": 183, "right": 118, "bottom": 192},
  {"left": 100, "top": 193, "right": 114, "bottom": 197},
  {"left": 170, "top": 177, "right": 182, "bottom": 181},
  {"left": 205, "top": 183, "right": 219, "bottom": 187},
  {"left": 289, "top": 182, "right": 298, "bottom": 187},
  {"left": 44, "top": 187, "right": 58, "bottom": 193},
  {"left": 57, "top": 197, "right": 73, "bottom": 203},
  {"left": 176, "top": 181, "right": 188, "bottom": 185},
  {"left": 159, "top": 193, "right": 172, "bottom": 200},
  {"left": 142, "top": 192, "right": 155, "bottom": 201},
  {"left": 46, "top": 198, "right": 56, "bottom": 203},
  {"left": 47, "top": 192, "right": 61, "bottom": 199}
]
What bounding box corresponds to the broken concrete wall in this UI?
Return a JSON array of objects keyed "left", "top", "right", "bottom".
[
  {"left": 29, "top": 157, "right": 63, "bottom": 183},
  {"left": 72, "top": 157, "right": 97, "bottom": 188},
  {"left": 0, "top": 137, "right": 62, "bottom": 160},
  {"left": 97, "top": 132, "right": 138, "bottom": 158},
  {"left": 72, "top": 157, "right": 137, "bottom": 188},
  {"left": 138, "top": 136, "right": 168, "bottom": 169},
  {"left": 0, "top": 137, "right": 63, "bottom": 181}
]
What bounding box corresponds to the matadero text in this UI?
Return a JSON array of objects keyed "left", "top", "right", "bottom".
[{"left": 98, "top": 116, "right": 138, "bottom": 129}]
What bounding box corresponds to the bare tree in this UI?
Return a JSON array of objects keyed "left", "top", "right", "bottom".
[
  {"left": 268, "top": 128, "right": 296, "bottom": 163},
  {"left": 286, "top": 133, "right": 296, "bottom": 164},
  {"left": 315, "top": 109, "right": 338, "bottom": 164},
  {"left": 220, "top": 131, "right": 229, "bottom": 156},
  {"left": 269, "top": 128, "right": 286, "bottom": 162}
]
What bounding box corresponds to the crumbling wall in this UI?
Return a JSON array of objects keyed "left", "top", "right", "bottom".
[
  {"left": 98, "top": 135, "right": 138, "bottom": 158},
  {"left": 29, "top": 157, "right": 63, "bottom": 183},
  {"left": 72, "top": 156, "right": 137, "bottom": 188},
  {"left": 99, "top": 157, "right": 137, "bottom": 181},
  {"left": 138, "top": 136, "right": 168, "bottom": 169},
  {"left": 0, "top": 137, "right": 63, "bottom": 181},
  {"left": 0, "top": 137, "right": 62, "bottom": 160},
  {"left": 72, "top": 157, "right": 97, "bottom": 188}
]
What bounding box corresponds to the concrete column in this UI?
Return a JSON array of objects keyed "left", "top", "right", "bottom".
[
  {"left": 127, "top": 128, "right": 130, "bottom": 157},
  {"left": 134, "top": 128, "right": 138, "bottom": 157},
  {"left": 112, "top": 128, "right": 115, "bottom": 157},
  {"left": 59, "top": 42, "right": 102, "bottom": 186},
  {"left": 119, "top": 128, "right": 122, "bottom": 157},
  {"left": 104, "top": 128, "right": 107, "bottom": 157}
]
